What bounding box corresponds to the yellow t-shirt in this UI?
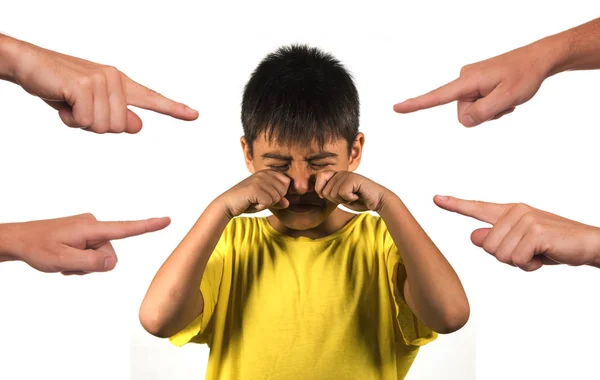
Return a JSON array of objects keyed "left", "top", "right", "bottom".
[{"left": 170, "top": 212, "right": 437, "bottom": 379}]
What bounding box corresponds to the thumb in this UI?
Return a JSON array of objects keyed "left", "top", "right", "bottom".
[
  {"left": 125, "top": 109, "right": 143, "bottom": 134},
  {"left": 314, "top": 170, "right": 336, "bottom": 197},
  {"left": 58, "top": 107, "right": 80, "bottom": 128},
  {"left": 58, "top": 246, "right": 118, "bottom": 273},
  {"left": 470, "top": 228, "right": 491, "bottom": 247},
  {"left": 460, "top": 85, "right": 516, "bottom": 127}
]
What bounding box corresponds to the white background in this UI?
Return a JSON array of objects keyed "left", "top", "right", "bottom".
[{"left": 1, "top": 1, "right": 599, "bottom": 379}]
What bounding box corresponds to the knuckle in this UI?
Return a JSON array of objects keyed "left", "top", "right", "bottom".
[
  {"left": 93, "top": 125, "right": 110, "bottom": 134},
  {"left": 77, "top": 75, "right": 93, "bottom": 89},
  {"left": 102, "top": 65, "right": 122, "bottom": 81},
  {"left": 521, "top": 212, "right": 536, "bottom": 226},
  {"left": 482, "top": 239, "right": 497, "bottom": 255},
  {"left": 81, "top": 213, "right": 97, "bottom": 221},
  {"left": 514, "top": 202, "right": 531, "bottom": 213},
  {"left": 91, "top": 71, "right": 107, "bottom": 85},
  {"left": 111, "top": 125, "right": 127, "bottom": 133},
  {"left": 459, "top": 64, "right": 473, "bottom": 76},
  {"left": 75, "top": 113, "right": 94, "bottom": 127},
  {"left": 522, "top": 211, "right": 537, "bottom": 225},
  {"left": 530, "top": 222, "right": 544, "bottom": 235},
  {"left": 511, "top": 252, "right": 526, "bottom": 267},
  {"left": 496, "top": 253, "right": 512, "bottom": 265}
]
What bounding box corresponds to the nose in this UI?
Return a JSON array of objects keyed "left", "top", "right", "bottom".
[{"left": 287, "top": 169, "right": 315, "bottom": 195}]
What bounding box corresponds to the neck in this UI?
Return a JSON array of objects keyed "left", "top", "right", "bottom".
[{"left": 267, "top": 208, "right": 357, "bottom": 239}]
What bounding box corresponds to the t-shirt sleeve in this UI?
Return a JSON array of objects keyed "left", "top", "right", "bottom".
[
  {"left": 382, "top": 224, "right": 438, "bottom": 347},
  {"left": 169, "top": 235, "right": 227, "bottom": 347}
]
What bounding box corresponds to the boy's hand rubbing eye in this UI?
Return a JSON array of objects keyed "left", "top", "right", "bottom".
[
  {"left": 315, "top": 171, "right": 388, "bottom": 213},
  {"left": 216, "top": 169, "right": 291, "bottom": 219}
]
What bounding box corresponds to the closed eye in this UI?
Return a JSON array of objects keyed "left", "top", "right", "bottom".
[
  {"left": 310, "top": 163, "right": 331, "bottom": 170},
  {"left": 269, "top": 164, "right": 290, "bottom": 171}
]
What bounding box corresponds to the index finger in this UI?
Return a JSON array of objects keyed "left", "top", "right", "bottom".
[
  {"left": 86, "top": 217, "right": 171, "bottom": 241},
  {"left": 433, "top": 195, "right": 507, "bottom": 224},
  {"left": 124, "top": 77, "right": 199, "bottom": 121},
  {"left": 393, "top": 77, "right": 473, "bottom": 113}
]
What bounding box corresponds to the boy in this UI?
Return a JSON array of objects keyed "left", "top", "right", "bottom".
[{"left": 140, "top": 45, "right": 469, "bottom": 379}]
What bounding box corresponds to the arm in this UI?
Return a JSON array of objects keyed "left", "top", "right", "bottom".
[
  {"left": 0, "top": 33, "right": 197, "bottom": 133},
  {"left": 0, "top": 33, "right": 19, "bottom": 82},
  {"left": 313, "top": 170, "right": 470, "bottom": 334},
  {"left": 0, "top": 223, "right": 19, "bottom": 263},
  {"left": 394, "top": 17, "right": 600, "bottom": 127},
  {"left": 434, "top": 195, "right": 600, "bottom": 271},
  {"left": 378, "top": 193, "right": 470, "bottom": 334},
  {"left": 139, "top": 169, "right": 290, "bottom": 338},
  {"left": 139, "top": 202, "right": 230, "bottom": 338},
  {"left": 545, "top": 17, "right": 600, "bottom": 75},
  {"left": 0, "top": 214, "right": 170, "bottom": 273}
]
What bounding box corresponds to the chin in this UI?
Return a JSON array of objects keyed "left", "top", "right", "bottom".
[{"left": 271, "top": 204, "right": 337, "bottom": 231}]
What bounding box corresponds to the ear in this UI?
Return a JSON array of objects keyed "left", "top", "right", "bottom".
[
  {"left": 240, "top": 137, "right": 256, "bottom": 173},
  {"left": 348, "top": 132, "right": 364, "bottom": 172}
]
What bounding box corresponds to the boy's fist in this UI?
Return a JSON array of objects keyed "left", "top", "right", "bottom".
[
  {"left": 315, "top": 171, "right": 387, "bottom": 212},
  {"left": 218, "top": 170, "right": 291, "bottom": 219}
]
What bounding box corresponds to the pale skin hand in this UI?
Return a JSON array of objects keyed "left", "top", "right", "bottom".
[
  {"left": 0, "top": 33, "right": 198, "bottom": 133},
  {"left": 393, "top": 17, "right": 600, "bottom": 127},
  {"left": 0, "top": 213, "right": 171, "bottom": 275},
  {"left": 315, "top": 171, "right": 470, "bottom": 334},
  {"left": 434, "top": 195, "right": 600, "bottom": 271},
  {"left": 140, "top": 170, "right": 291, "bottom": 338}
]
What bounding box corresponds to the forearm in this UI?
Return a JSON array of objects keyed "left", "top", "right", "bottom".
[
  {"left": 378, "top": 192, "right": 469, "bottom": 334},
  {"left": 0, "top": 33, "right": 21, "bottom": 83},
  {"left": 536, "top": 17, "right": 600, "bottom": 76},
  {"left": 140, "top": 200, "right": 230, "bottom": 338}
]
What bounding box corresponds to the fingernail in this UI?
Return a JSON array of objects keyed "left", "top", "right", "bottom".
[
  {"left": 103, "top": 257, "right": 117, "bottom": 271},
  {"left": 185, "top": 106, "right": 198, "bottom": 114},
  {"left": 436, "top": 195, "right": 449, "bottom": 201},
  {"left": 463, "top": 115, "right": 476, "bottom": 127}
]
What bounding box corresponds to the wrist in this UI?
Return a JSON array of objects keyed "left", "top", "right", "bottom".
[
  {"left": 0, "top": 223, "right": 22, "bottom": 262},
  {"left": 375, "top": 189, "right": 402, "bottom": 217},
  {"left": 588, "top": 227, "right": 600, "bottom": 269},
  {"left": 0, "top": 34, "right": 23, "bottom": 83},
  {"left": 535, "top": 31, "right": 574, "bottom": 77},
  {"left": 209, "top": 196, "right": 236, "bottom": 222}
]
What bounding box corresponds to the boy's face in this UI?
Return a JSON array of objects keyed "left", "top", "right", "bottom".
[{"left": 242, "top": 132, "right": 364, "bottom": 231}]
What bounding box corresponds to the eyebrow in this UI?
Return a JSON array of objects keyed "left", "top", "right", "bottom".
[
  {"left": 260, "top": 152, "right": 338, "bottom": 161},
  {"left": 306, "top": 152, "right": 338, "bottom": 161}
]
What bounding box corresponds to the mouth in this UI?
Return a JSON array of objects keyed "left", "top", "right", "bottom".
[
  {"left": 285, "top": 203, "right": 323, "bottom": 214},
  {"left": 283, "top": 193, "right": 327, "bottom": 214}
]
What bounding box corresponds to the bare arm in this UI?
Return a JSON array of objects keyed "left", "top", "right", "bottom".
[
  {"left": 394, "top": 17, "right": 600, "bottom": 127},
  {"left": 139, "top": 202, "right": 230, "bottom": 338},
  {"left": 0, "top": 223, "right": 18, "bottom": 263},
  {"left": 0, "top": 33, "right": 198, "bottom": 133},
  {"left": 0, "top": 33, "right": 19, "bottom": 82},
  {"left": 314, "top": 171, "right": 470, "bottom": 334},
  {"left": 0, "top": 214, "right": 170, "bottom": 274},
  {"left": 139, "top": 169, "right": 290, "bottom": 338},
  {"left": 434, "top": 195, "right": 600, "bottom": 271},
  {"left": 547, "top": 17, "right": 600, "bottom": 74},
  {"left": 378, "top": 193, "right": 470, "bottom": 334}
]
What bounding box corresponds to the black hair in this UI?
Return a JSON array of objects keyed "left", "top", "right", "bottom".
[{"left": 241, "top": 44, "right": 359, "bottom": 155}]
